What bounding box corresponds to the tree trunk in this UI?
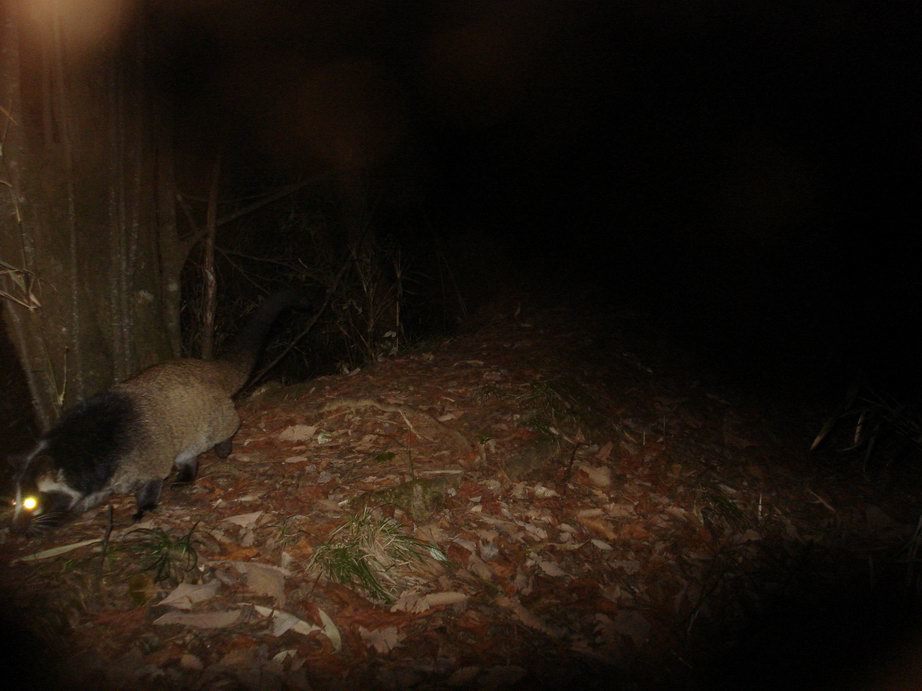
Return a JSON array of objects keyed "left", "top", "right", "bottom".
[
  {"left": 1, "top": 1, "right": 59, "bottom": 429},
  {"left": 0, "top": 1, "right": 182, "bottom": 429}
]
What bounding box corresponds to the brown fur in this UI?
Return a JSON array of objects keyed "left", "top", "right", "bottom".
[
  {"left": 11, "top": 290, "right": 307, "bottom": 530},
  {"left": 108, "top": 358, "right": 245, "bottom": 493}
]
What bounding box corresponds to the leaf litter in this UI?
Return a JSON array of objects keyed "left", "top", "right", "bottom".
[{"left": 2, "top": 303, "right": 920, "bottom": 688}]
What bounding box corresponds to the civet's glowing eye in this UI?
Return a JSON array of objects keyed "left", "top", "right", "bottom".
[{"left": 22, "top": 496, "right": 39, "bottom": 511}]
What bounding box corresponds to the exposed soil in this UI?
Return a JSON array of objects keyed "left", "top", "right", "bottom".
[{"left": 2, "top": 302, "right": 921, "bottom": 689}]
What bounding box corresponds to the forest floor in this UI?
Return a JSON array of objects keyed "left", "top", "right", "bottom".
[{"left": 2, "top": 300, "right": 922, "bottom": 689}]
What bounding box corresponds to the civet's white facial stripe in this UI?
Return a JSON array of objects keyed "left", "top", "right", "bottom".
[
  {"left": 37, "top": 472, "right": 81, "bottom": 508},
  {"left": 24, "top": 440, "right": 48, "bottom": 465}
]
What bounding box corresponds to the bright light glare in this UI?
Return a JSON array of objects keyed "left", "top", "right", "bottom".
[{"left": 22, "top": 496, "right": 38, "bottom": 511}]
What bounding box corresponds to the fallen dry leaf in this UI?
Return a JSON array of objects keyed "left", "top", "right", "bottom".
[
  {"left": 496, "top": 596, "right": 561, "bottom": 638},
  {"left": 665, "top": 506, "right": 689, "bottom": 521},
  {"left": 158, "top": 581, "right": 221, "bottom": 610},
  {"left": 391, "top": 590, "right": 468, "bottom": 613},
  {"left": 608, "top": 503, "right": 636, "bottom": 518},
  {"left": 390, "top": 591, "right": 422, "bottom": 613},
  {"left": 359, "top": 625, "right": 404, "bottom": 653},
  {"left": 578, "top": 463, "right": 612, "bottom": 488},
  {"left": 231, "top": 561, "right": 288, "bottom": 606},
  {"left": 425, "top": 591, "right": 469, "bottom": 608},
  {"left": 179, "top": 653, "right": 203, "bottom": 671},
  {"left": 221, "top": 545, "right": 261, "bottom": 561},
  {"left": 616, "top": 523, "right": 652, "bottom": 541},
  {"left": 734, "top": 529, "right": 763, "bottom": 544},
  {"left": 465, "top": 553, "right": 494, "bottom": 581},
  {"left": 272, "top": 649, "right": 297, "bottom": 663},
  {"left": 533, "top": 484, "right": 559, "bottom": 498},
  {"left": 576, "top": 514, "right": 617, "bottom": 540},
  {"left": 596, "top": 441, "right": 614, "bottom": 462},
  {"left": 316, "top": 607, "right": 342, "bottom": 652},
  {"left": 610, "top": 559, "right": 640, "bottom": 573},
  {"left": 278, "top": 424, "right": 317, "bottom": 442},
  {"left": 153, "top": 609, "right": 242, "bottom": 629},
  {"left": 223, "top": 511, "right": 264, "bottom": 528},
  {"left": 10, "top": 538, "right": 101, "bottom": 564},
  {"left": 537, "top": 559, "right": 568, "bottom": 577},
  {"left": 253, "top": 605, "right": 321, "bottom": 638}
]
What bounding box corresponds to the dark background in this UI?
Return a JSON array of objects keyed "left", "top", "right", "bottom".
[
  {"left": 4, "top": 2, "right": 920, "bottom": 443},
  {"left": 149, "top": 0, "right": 920, "bottom": 397}
]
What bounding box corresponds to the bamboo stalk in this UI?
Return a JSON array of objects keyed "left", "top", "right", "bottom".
[{"left": 200, "top": 156, "right": 221, "bottom": 360}]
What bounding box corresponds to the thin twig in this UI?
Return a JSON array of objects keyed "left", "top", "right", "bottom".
[
  {"left": 562, "top": 442, "right": 582, "bottom": 483},
  {"left": 808, "top": 490, "right": 836, "bottom": 515},
  {"left": 179, "top": 176, "right": 332, "bottom": 254},
  {"left": 97, "top": 505, "right": 114, "bottom": 590}
]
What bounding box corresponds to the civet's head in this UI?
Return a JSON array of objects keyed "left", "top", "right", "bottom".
[{"left": 9, "top": 445, "right": 74, "bottom": 535}]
